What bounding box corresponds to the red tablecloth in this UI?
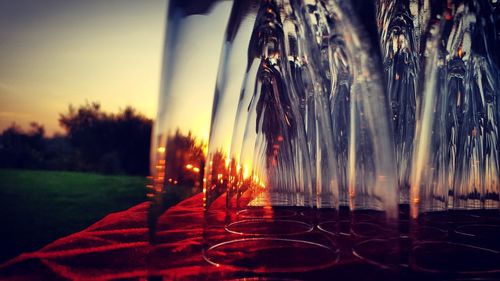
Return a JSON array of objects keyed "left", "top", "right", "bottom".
[
  {"left": 1, "top": 194, "right": 210, "bottom": 280},
  {"left": 0, "top": 194, "right": 420, "bottom": 280}
]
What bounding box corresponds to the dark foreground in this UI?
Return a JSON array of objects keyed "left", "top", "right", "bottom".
[{"left": 0, "top": 169, "right": 147, "bottom": 263}]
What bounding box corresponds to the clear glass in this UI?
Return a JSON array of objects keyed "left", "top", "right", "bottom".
[
  {"left": 148, "top": 0, "right": 499, "bottom": 276},
  {"left": 410, "top": 4, "right": 449, "bottom": 220},
  {"left": 148, "top": 0, "right": 233, "bottom": 243},
  {"left": 376, "top": 0, "right": 420, "bottom": 208},
  {"left": 287, "top": 0, "right": 341, "bottom": 235},
  {"left": 409, "top": 0, "right": 500, "bottom": 274},
  {"left": 410, "top": 0, "right": 499, "bottom": 218},
  {"left": 318, "top": 0, "right": 352, "bottom": 235},
  {"left": 202, "top": 0, "right": 340, "bottom": 272},
  {"left": 324, "top": 0, "right": 400, "bottom": 269},
  {"left": 203, "top": 0, "right": 400, "bottom": 271},
  {"left": 446, "top": 1, "right": 499, "bottom": 212}
]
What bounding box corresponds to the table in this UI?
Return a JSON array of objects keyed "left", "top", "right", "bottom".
[{"left": 1, "top": 193, "right": 498, "bottom": 280}]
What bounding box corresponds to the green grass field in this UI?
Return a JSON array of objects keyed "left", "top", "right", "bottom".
[{"left": 0, "top": 169, "right": 151, "bottom": 263}]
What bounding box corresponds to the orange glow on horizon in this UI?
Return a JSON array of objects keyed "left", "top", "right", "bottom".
[{"left": 0, "top": 1, "right": 167, "bottom": 136}]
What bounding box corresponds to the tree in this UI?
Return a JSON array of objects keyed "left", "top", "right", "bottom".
[
  {"left": 59, "top": 102, "right": 152, "bottom": 175},
  {"left": 164, "top": 129, "right": 205, "bottom": 187},
  {"left": 0, "top": 123, "right": 46, "bottom": 169}
]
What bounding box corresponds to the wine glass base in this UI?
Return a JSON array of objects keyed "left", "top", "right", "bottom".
[
  {"left": 352, "top": 238, "right": 402, "bottom": 270},
  {"left": 225, "top": 219, "right": 313, "bottom": 236},
  {"left": 237, "top": 208, "right": 297, "bottom": 219},
  {"left": 410, "top": 241, "right": 500, "bottom": 274},
  {"left": 203, "top": 238, "right": 340, "bottom": 273}
]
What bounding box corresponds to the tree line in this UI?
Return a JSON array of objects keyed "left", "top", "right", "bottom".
[{"left": 0, "top": 102, "right": 152, "bottom": 176}]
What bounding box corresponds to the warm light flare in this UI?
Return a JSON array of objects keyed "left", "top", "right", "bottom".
[{"left": 243, "top": 164, "right": 250, "bottom": 180}]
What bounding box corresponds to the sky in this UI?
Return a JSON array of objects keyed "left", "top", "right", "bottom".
[{"left": 0, "top": 0, "right": 168, "bottom": 136}]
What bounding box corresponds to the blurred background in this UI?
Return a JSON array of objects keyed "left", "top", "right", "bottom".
[{"left": 0, "top": 0, "right": 191, "bottom": 263}]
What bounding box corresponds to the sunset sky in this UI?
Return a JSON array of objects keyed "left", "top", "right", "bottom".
[{"left": 0, "top": 0, "right": 168, "bottom": 136}]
